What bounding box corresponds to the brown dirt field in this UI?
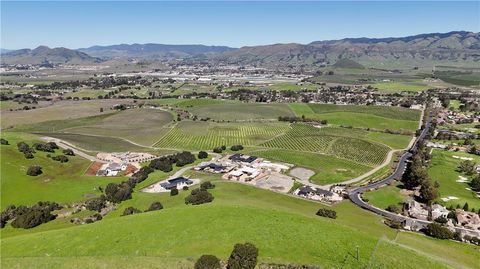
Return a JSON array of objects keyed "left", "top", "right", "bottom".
[
  {"left": 124, "top": 164, "right": 138, "bottom": 176},
  {"left": 85, "top": 162, "right": 103, "bottom": 176}
]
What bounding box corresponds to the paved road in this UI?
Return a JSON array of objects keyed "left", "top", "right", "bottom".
[{"left": 348, "top": 113, "right": 432, "bottom": 225}]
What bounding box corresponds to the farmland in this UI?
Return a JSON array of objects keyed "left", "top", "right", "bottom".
[
  {"left": 289, "top": 103, "right": 421, "bottom": 131},
  {"left": 188, "top": 102, "right": 295, "bottom": 121}
]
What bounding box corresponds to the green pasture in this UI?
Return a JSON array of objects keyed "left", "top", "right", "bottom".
[
  {"left": 428, "top": 149, "right": 480, "bottom": 209},
  {"left": 368, "top": 81, "right": 431, "bottom": 92},
  {"left": 188, "top": 103, "right": 295, "bottom": 121},
  {"left": 363, "top": 183, "right": 408, "bottom": 210}
]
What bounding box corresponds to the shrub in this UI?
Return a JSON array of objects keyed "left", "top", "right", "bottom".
[
  {"left": 230, "top": 145, "right": 244, "bottom": 151},
  {"left": 470, "top": 175, "right": 480, "bottom": 191},
  {"left": 26, "top": 165, "right": 42, "bottom": 176},
  {"left": 227, "top": 243, "right": 258, "bottom": 269},
  {"left": 85, "top": 195, "right": 107, "bottom": 212},
  {"left": 104, "top": 182, "right": 133, "bottom": 203},
  {"left": 194, "top": 255, "right": 221, "bottom": 269},
  {"left": 200, "top": 181, "right": 215, "bottom": 190},
  {"left": 221, "top": 145, "right": 226, "bottom": 150},
  {"left": 168, "top": 187, "right": 179, "bottom": 196},
  {"left": 463, "top": 202, "right": 469, "bottom": 211},
  {"left": 146, "top": 202, "right": 163, "bottom": 212},
  {"left": 10, "top": 202, "right": 59, "bottom": 229},
  {"left": 386, "top": 204, "right": 401, "bottom": 214},
  {"left": 434, "top": 216, "right": 448, "bottom": 224},
  {"left": 425, "top": 223, "right": 454, "bottom": 239},
  {"left": 173, "top": 151, "right": 196, "bottom": 167},
  {"left": 316, "top": 208, "right": 337, "bottom": 219},
  {"left": 198, "top": 151, "right": 209, "bottom": 159},
  {"left": 0, "top": 138, "right": 9, "bottom": 145},
  {"left": 63, "top": 149, "right": 75, "bottom": 156},
  {"left": 122, "top": 207, "right": 141, "bottom": 216},
  {"left": 52, "top": 155, "right": 69, "bottom": 163},
  {"left": 149, "top": 158, "right": 173, "bottom": 172},
  {"left": 185, "top": 188, "right": 214, "bottom": 205},
  {"left": 182, "top": 186, "right": 189, "bottom": 191},
  {"left": 213, "top": 147, "right": 223, "bottom": 153}
]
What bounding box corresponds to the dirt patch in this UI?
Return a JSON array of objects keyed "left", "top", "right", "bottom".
[
  {"left": 124, "top": 164, "right": 138, "bottom": 176},
  {"left": 289, "top": 167, "right": 315, "bottom": 181},
  {"left": 85, "top": 161, "right": 103, "bottom": 176},
  {"left": 255, "top": 173, "right": 294, "bottom": 193}
]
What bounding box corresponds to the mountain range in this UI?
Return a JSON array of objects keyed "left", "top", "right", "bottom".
[{"left": 2, "top": 31, "right": 479, "bottom": 67}]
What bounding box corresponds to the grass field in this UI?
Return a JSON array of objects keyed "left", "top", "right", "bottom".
[
  {"left": 428, "top": 149, "right": 480, "bottom": 209},
  {"left": 0, "top": 132, "right": 125, "bottom": 209},
  {"left": 289, "top": 103, "right": 420, "bottom": 131},
  {"left": 155, "top": 121, "right": 289, "bottom": 150},
  {"left": 188, "top": 103, "right": 295, "bottom": 121},
  {"left": 1, "top": 99, "right": 132, "bottom": 128},
  {"left": 252, "top": 149, "right": 371, "bottom": 185},
  {"left": 368, "top": 81, "right": 431, "bottom": 92},
  {"left": 2, "top": 178, "right": 477, "bottom": 269},
  {"left": 363, "top": 183, "right": 408, "bottom": 210}
]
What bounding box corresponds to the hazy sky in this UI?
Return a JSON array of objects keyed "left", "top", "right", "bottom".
[{"left": 1, "top": 1, "right": 479, "bottom": 49}]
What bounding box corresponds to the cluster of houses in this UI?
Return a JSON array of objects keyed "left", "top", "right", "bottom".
[
  {"left": 195, "top": 153, "right": 294, "bottom": 193},
  {"left": 436, "top": 109, "right": 479, "bottom": 125},
  {"left": 94, "top": 152, "right": 155, "bottom": 177},
  {"left": 404, "top": 198, "right": 480, "bottom": 236}
]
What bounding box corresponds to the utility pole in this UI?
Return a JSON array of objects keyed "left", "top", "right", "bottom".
[{"left": 356, "top": 245, "right": 359, "bottom": 262}]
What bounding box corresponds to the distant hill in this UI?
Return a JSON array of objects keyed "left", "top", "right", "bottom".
[
  {"left": 1, "top": 46, "right": 100, "bottom": 65},
  {"left": 78, "top": 43, "right": 235, "bottom": 59},
  {"left": 332, "top": 59, "right": 364, "bottom": 69},
  {"left": 217, "top": 31, "right": 480, "bottom": 68}
]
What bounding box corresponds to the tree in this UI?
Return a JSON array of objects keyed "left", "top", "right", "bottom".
[
  {"left": 434, "top": 216, "right": 448, "bottom": 224},
  {"left": 386, "top": 204, "right": 401, "bottom": 214},
  {"left": 227, "top": 243, "right": 258, "bottom": 269},
  {"left": 425, "top": 223, "right": 454, "bottom": 239},
  {"left": 52, "top": 155, "right": 69, "bottom": 163},
  {"left": 457, "top": 160, "right": 476, "bottom": 175},
  {"left": 200, "top": 181, "right": 215, "bottom": 190},
  {"left": 213, "top": 147, "right": 223, "bottom": 153},
  {"left": 149, "top": 158, "right": 173, "bottom": 172},
  {"left": 463, "top": 202, "right": 469, "bottom": 211},
  {"left": 170, "top": 188, "right": 179, "bottom": 196},
  {"left": 316, "top": 208, "right": 337, "bottom": 219},
  {"left": 104, "top": 182, "right": 133, "bottom": 203},
  {"left": 146, "top": 202, "right": 163, "bottom": 212},
  {"left": 470, "top": 175, "right": 480, "bottom": 191},
  {"left": 198, "top": 151, "right": 208, "bottom": 159},
  {"left": 185, "top": 188, "right": 214, "bottom": 205},
  {"left": 0, "top": 138, "right": 9, "bottom": 145},
  {"left": 85, "top": 195, "right": 107, "bottom": 212},
  {"left": 230, "top": 145, "right": 244, "bottom": 151},
  {"left": 122, "top": 207, "right": 141, "bottom": 216},
  {"left": 419, "top": 181, "right": 439, "bottom": 205},
  {"left": 27, "top": 165, "right": 42, "bottom": 176},
  {"left": 194, "top": 255, "right": 221, "bottom": 269}
]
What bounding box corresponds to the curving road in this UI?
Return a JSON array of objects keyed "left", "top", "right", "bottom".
[{"left": 348, "top": 113, "right": 433, "bottom": 225}]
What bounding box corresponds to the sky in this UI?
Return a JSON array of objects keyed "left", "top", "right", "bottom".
[{"left": 1, "top": 1, "right": 479, "bottom": 49}]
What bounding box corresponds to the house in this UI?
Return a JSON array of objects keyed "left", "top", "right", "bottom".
[
  {"left": 160, "top": 177, "right": 193, "bottom": 190},
  {"left": 402, "top": 218, "right": 424, "bottom": 231},
  {"left": 195, "top": 163, "right": 230, "bottom": 173},
  {"left": 404, "top": 198, "right": 429, "bottom": 220},
  {"left": 294, "top": 186, "right": 342, "bottom": 203},
  {"left": 456, "top": 210, "right": 480, "bottom": 230},
  {"left": 229, "top": 153, "right": 258, "bottom": 164},
  {"left": 226, "top": 166, "right": 261, "bottom": 181},
  {"left": 431, "top": 204, "right": 449, "bottom": 220}
]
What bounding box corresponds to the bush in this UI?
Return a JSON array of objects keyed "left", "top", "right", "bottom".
[
  {"left": 0, "top": 138, "right": 9, "bottom": 145},
  {"left": 425, "top": 223, "right": 454, "bottom": 239},
  {"left": 194, "top": 255, "right": 221, "bottom": 269},
  {"left": 185, "top": 188, "right": 214, "bottom": 205},
  {"left": 173, "top": 151, "right": 196, "bottom": 167},
  {"left": 10, "top": 202, "right": 59, "bottom": 229},
  {"left": 170, "top": 188, "right": 179, "bottom": 196},
  {"left": 52, "top": 155, "right": 69, "bottom": 163},
  {"left": 26, "top": 165, "right": 42, "bottom": 176},
  {"left": 146, "top": 202, "right": 163, "bottom": 212},
  {"left": 434, "top": 216, "right": 448, "bottom": 224},
  {"left": 213, "top": 147, "right": 223, "bottom": 153},
  {"left": 105, "top": 182, "right": 133, "bottom": 203},
  {"left": 182, "top": 186, "right": 189, "bottom": 191},
  {"left": 122, "top": 207, "right": 141, "bottom": 216},
  {"left": 85, "top": 195, "right": 107, "bottom": 212},
  {"left": 230, "top": 145, "right": 244, "bottom": 151},
  {"left": 386, "top": 204, "right": 401, "bottom": 214},
  {"left": 63, "top": 149, "right": 75, "bottom": 156},
  {"left": 316, "top": 208, "right": 337, "bottom": 219},
  {"left": 227, "top": 243, "right": 258, "bottom": 269},
  {"left": 149, "top": 158, "right": 173, "bottom": 172},
  {"left": 200, "top": 181, "right": 215, "bottom": 190},
  {"left": 198, "top": 151, "right": 209, "bottom": 159}
]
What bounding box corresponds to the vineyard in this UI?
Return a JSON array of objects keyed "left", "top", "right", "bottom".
[
  {"left": 154, "top": 121, "right": 289, "bottom": 150},
  {"left": 260, "top": 124, "right": 390, "bottom": 166}
]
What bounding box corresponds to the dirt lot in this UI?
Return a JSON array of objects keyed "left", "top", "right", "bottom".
[
  {"left": 289, "top": 167, "right": 315, "bottom": 182},
  {"left": 255, "top": 172, "right": 294, "bottom": 193},
  {"left": 85, "top": 161, "right": 103, "bottom": 176}
]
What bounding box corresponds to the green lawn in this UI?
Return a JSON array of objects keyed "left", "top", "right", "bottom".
[
  {"left": 0, "top": 132, "right": 125, "bottom": 209},
  {"left": 363, "top": 184, "right": 408, "bottom": 210},
  {"left": 428, "top": 149, "right": 480, "bottom": 209}
]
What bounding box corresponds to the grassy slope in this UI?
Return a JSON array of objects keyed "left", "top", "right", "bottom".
[
  {"left": 0, "top": 132, "right": 125, "bottom": 209},
  {"left": 428, "top": 149, "right": 480, "bottom": 209},
  {"left": 2, "top": 180, "right": 477, "bottom": 269},
  {"left": 363, "top": 184, "right": 408, "bottom": 210}
]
